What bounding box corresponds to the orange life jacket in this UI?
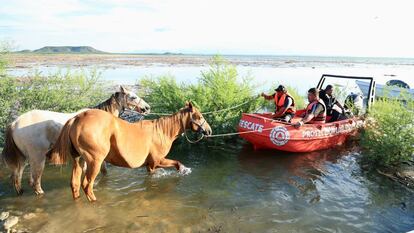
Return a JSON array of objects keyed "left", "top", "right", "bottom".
[
  {"left": 305, "top": 99, "right": 326, "bottom": 124},
  {"left": 274, "top": 92, "right": 296, "bottom": 114}
]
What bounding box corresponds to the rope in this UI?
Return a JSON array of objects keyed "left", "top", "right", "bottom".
[
  {"left": 183, "top": 131, "right": 205, "bottom": 143},
  {"left": 147, "top": 96, "right": 259, "bottom": 116},
  {"left": 147, "top": 112, "right": 172, "bottom": 116},
  {"left": 202, "top": 97, "right": 258, "bottom": 115}
]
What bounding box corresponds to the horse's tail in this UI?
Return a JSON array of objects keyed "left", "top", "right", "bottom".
[
  {"left": 1, "top": 124, "right": 26, "bottom": 170},
  {"left": 46, "top": 117, "right": 76, "bottom": 165}
]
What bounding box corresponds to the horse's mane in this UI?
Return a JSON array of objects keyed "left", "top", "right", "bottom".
[
  {"left": 151, "top": 108, "right": 188, "bottom": 145},
  {"left": 93, "top": 93, "right": 120, "bottom": 114}
]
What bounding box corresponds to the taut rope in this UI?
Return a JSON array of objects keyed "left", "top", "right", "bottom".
[{"left": 147, "top": 96, "right": 259, "bottom": 116}]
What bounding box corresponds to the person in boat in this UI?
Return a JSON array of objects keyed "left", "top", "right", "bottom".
[
  {"left": 294, "top": 87, "right": 326, "bottom": 128},
  {"left": 319, "top": 85, "right": 345, "bottom": 122},
  {"left": 261, "top": 85, "right": 296, "bottom": 122}
]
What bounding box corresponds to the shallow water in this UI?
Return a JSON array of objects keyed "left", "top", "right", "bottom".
[
  {"left": 0, "top": 143, "right": 413, "bottom": 233},
  {"left": 7, "top": 60, "right": 414, "bottom": 95}
]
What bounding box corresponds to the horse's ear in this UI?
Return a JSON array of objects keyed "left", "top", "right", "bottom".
[
  {"left": 185, "top": 101, "right": 193, "bottom": 112},
  {"left": 188, "top": 101, "right": 193, "bottom": 112},
  {"left": 120, "top": 85, "right": 127, "bottom": 93}
]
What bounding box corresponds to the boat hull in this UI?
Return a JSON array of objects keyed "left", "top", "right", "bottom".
[{"left": 238, "top": 112, "right": 364, "bottom": 153}]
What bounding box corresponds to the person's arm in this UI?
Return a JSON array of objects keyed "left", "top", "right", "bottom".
[
  {"left": 274, "top": 97, "right": 292, "bottom": 117},
  {"left": 294, "top": 103, "right": 324, "bottom": 128},
  {"left": 261, "top": 93, "right": 275, "bottom": 100},
  {"left": 335, "top": 100, "right": 345, "bottom": 113},
  {"left": 295, "top": 113, "right": 314, "bottom": 127}
]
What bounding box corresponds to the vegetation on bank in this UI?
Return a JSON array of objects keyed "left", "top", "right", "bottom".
[
  {"left": 361, "top": 98, "right": 414, "bottom": 168},
  {"left": 0, "top": 42, "right": 11, "bottom": 75},
  {"left": 0, "top": 52, "right": 304, "bottom": 147},
  {"left": 0, "top": 68, "right": 106, "bottom": 146},
  {"left": 139, "top": 56, "right": 305, "bottom": 141},
  {"left": 139, "top": 55, "right": 265, "bottom": 138}
]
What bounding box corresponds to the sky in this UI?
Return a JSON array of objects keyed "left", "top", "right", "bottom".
[{"left": 0, "top": 0, "right": 413, "bottom": 57}]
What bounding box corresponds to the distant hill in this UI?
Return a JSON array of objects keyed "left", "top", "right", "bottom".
[{"left": 22, "top": 46, "right": 107, "bottom": 54}]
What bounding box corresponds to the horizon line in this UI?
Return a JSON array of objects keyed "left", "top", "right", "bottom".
[{"left": 13, "top": 48, "right": 414, "bottom": 60}]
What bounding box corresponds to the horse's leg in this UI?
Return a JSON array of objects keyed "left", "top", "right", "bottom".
[
  {"left": 81, "top": 158, "right": 108, "bottom": 175},
  {"left": 82, "top": 159, "right": 103, "bottom": 202},
  {"left": 145, "top": 155, "right": 159, "bottom": 174},
  {"left": 158, "top": 158, "right": 191, "bottom": 174},
  {"left": 71, "top": 156, "right": 83, "bottom": 200},
  {"left": 12, "top": 163, "right": 26, "bottom": 195},
  {"left": 28, "top": 151, "right": 45, "bottom": 195},
  {"left": 100, "top": 162, "right": 108, "bottom": 176},
  {"left": 157, "top": 158, "right": 182, "bottom": 170}
]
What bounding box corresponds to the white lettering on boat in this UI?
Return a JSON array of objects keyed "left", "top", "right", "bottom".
[
  {"left": 302, "top": 120, "right": 364, "bottom": 138},
  {"left": 239, "top": 120, "right": 264, "bottom": 133}
]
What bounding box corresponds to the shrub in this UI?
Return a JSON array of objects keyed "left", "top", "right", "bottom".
[
  {"left": 0, "top": 69, "right": 106, "bottom": 146},
  {"left": 361, "top": 98, "right": 414, "bottom": 167},
  {"left": 0, "top": 41, "right": 10, "bottom": 76},
  {"left": 139, "top": 55, "right": 262, "bottom": 139},
  {"left": 16, "top": 69, "right": 106, "bottom": 112}
]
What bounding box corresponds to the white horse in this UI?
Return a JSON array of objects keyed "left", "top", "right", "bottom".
[{"left": 1, "top": 86, "right": 150, "bottom": 195}]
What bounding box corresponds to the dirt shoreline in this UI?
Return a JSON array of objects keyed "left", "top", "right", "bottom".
[
  {"left": 6, "top": 54, "right": 211, "bottom": 68},
  {"left": 6, "top": 53, "right": 405, "bottom": 70}
]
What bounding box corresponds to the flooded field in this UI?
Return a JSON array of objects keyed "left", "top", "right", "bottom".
[
  {"left": 0, "top": 143, "right": 413, "bottom": 233},
  {"left": 6, "top": 54, "right": 414, "bottom": 94}
]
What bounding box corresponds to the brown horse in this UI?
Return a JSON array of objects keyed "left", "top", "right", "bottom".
[
  {"left": 47, "top": 101, "right": 212, "bottom": 201},
  {"left": 2, "top": 86, "right": 150, "bottom": 195}
]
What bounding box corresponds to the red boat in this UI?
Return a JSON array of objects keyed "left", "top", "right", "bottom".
[{"left": 238, "top": 74, "right": 376, "bottom": 152}]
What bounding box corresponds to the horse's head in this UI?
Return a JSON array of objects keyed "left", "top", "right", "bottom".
[
  {"left": 185, "top": 101, "right": 212, "bottom": 136},
  {"left": 116, "top": 86, "right": 151, "bottom": 114}
]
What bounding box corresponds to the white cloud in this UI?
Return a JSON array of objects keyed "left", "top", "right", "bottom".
[{"left": 1, "top": 0, "right": 413, "bottom": 57}]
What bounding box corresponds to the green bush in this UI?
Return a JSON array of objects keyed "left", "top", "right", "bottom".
[
  {"left": 139, "top": 55, "right": 262, "bottom": 138},
  {"left": 0, "top": 41, "right": 10, "bottom": 76},
  {"left": 361, "top": 98, "right": 414, "bottom": 167},
  {"left": 0, "top": 69, "right": 106, "bottom": 146},
  {"left": 16, "top": 69, "right": 106, "bottom": 112}
]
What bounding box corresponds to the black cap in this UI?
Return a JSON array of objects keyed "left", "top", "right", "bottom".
[
  {"left": 325, "top": 85, "right": 333, "bottom": 90},
  {"left": 275, "top": 85, "right": 286, "bottom": 92}
]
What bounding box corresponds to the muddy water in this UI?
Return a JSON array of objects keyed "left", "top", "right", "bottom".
[{"left": 0, "top": 143, "right": 413, "bottom": 233}]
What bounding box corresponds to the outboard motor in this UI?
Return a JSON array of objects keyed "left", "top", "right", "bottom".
[{"left": 344, "top": 92, "right": 364, "bottom": 116}]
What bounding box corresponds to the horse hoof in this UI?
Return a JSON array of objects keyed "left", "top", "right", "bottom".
[
  {"left": 179, "top": 166, "right": 192, "bottom": 175},
  {"left": 86, "top": 194, "right": 97, "bottom": 202},
  {"left": 15, "top": 188, "right": 23, "bottom": 196},
  {"left": 35, "top": 190, "right": 45, "bottom": 196}
]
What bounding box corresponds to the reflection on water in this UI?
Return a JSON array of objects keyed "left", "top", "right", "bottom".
[{"left": 0, "top": 143, "right": 413, "bottom": 232}]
